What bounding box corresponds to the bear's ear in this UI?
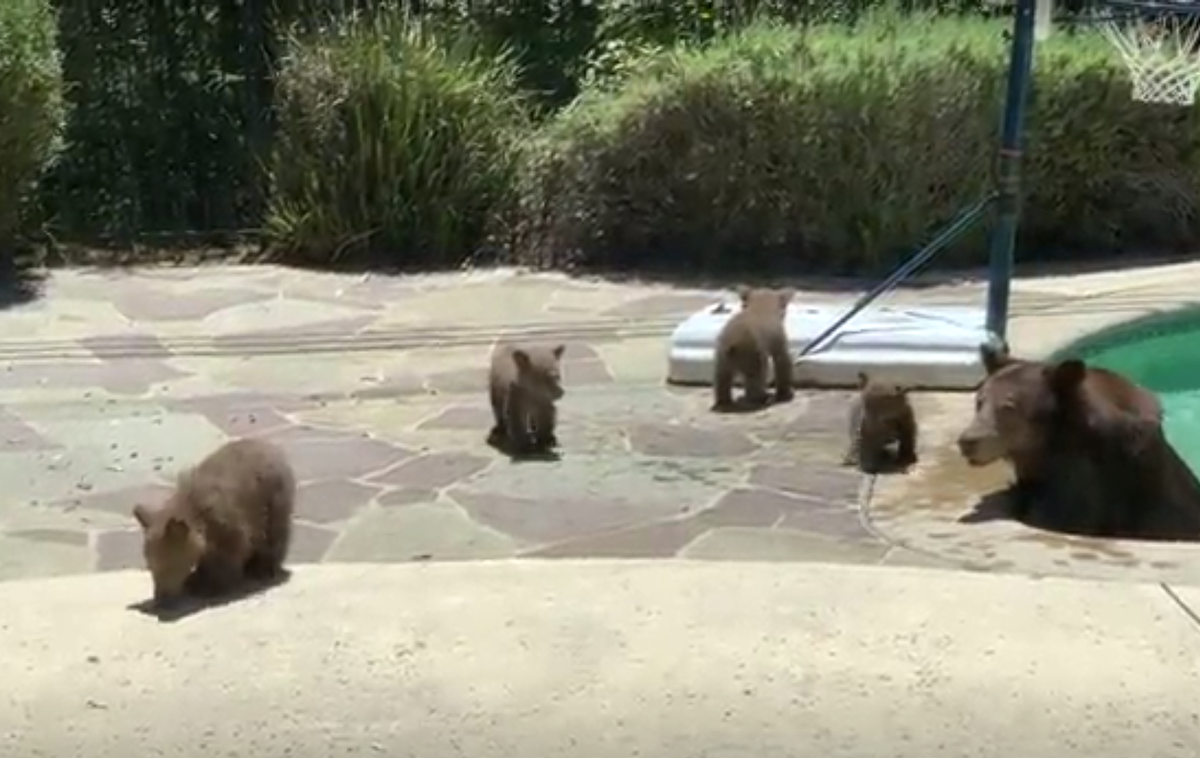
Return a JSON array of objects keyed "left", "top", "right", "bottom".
[
  {"left": 1048, "top": 358, "right": 1088, "bottom": 396},
  {"left": 980, "top": 342, "right": 1012, "bottom": 375},
  {"left": 551, "top": 344, "right": 566, "bottom": 361},
  {"left": 735, "top": 286, "right": 753, "bottom": 306},
  {"left": 777, "top": 288, "right": 796, "bottom": 309},
  {"left": 856, "top": 371, "right": 870, "bottom": 389},
  {"left": 133, "top": 503, "right": 154, "bottom": 530}
]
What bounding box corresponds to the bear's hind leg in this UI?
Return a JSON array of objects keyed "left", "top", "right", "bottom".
[
  {"left": 895, "top": 415, "right": 918, "bottom": 467},
  {"left": 770, "top": 339, "right": 794, "bottom": 403},
  {"left": 245, "top": 500, "right": 292, "bottom": 582},
  {"left": 712, "top": 353, "right": 737, "bottom": 411},
  {"left": 532, "top": 402, "right": 558, "bottom": 450},
  {"left": 742, "top": 355, "right": 771, "bottom": 407},
  {"left": 504, "top": 393, "right": 536, "bottom": 455}
]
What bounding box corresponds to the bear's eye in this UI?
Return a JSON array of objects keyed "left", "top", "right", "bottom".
[{"left": 974, "top": 393, "right": 983, "bottom": 411}]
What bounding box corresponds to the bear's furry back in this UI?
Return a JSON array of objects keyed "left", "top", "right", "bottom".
[
  {"left": 169, "top": 438, "right": 296, "bottom": 550},
  {"left": 1028, "top": 405, "right": 1200, "bottom": 540}
]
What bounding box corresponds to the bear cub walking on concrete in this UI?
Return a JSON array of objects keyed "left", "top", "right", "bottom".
[
  {"left": 132, "top": 437, "right": 296, "bottom": 607},
  {"left": 712, "top": 286, "right": 796, "bottom": 412},
  {"left": 488, "top": 342, "right": 566, "bottom": 456},
  {"left": 842, "top": 371, "right": 918, "bottom": 474}
]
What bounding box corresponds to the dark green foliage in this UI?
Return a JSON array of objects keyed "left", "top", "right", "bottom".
[
  {"left": 40, "top": 0, "right": 993, "bottom": 249},
  {"left": 0, "top": 0, "right": 64, "bottom": 248},
  {"left": 445, "top": 0, "right": 603, "bottom": 112},
  {"left": 264, "top": 8, "right": 528, "bottom": 267},
  {"left": 510, "top": 16, "right": 1200, "bottom": 275},
  {"left": 20, "top": 0, "right": 1200, "bottom": 276},
  {"left": 44, "top": 0, "right": 273, "bottom": 242}
]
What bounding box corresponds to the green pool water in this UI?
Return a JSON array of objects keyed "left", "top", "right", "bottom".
[{"left": 1068, "top": 309, "right": 1200, "bottom": 476}]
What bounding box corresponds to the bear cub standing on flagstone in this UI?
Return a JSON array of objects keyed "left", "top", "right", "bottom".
[
  {"left": 488, "top": 342, "right": 566, "bottom": 455},
  {"left": 842, "top": 371, "right": 918, "bottom": 474},
  {"left": 712, "top": 286, "right": 796, "bottom": 412},
  {"left": 133, "top": 437, "right": 296, "bottom": 607}
]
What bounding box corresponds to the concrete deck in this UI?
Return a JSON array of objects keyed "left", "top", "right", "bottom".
[{"left": 4, "top": 561, "right": 1200, "bottom": 757}]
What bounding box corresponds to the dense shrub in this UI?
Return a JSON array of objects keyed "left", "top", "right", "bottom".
[
  {"left": 0, "top": 0, "right": 64, "bottom": 248},
  {"left": 583, "top": 0, "right": 996, "bottom": 89},
  {"left": 265, "top": 10, "right": 529, "bottom": 268},
  {"left": 38, "top": 0, "right": 1001, "bottom": 249},
  {"left": 45, "top": 0, "right": 267, "bottom": 241},
  {"left": 433, "top": 0, "right": 602, "bottom": 111},
  {"left": 511, "top": 15, "right": 1200, "bottom": 275}
]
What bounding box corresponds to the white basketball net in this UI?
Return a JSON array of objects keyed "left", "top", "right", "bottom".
[{"left": 1102, "top": 13, "right": 1200, "bottom": 105}]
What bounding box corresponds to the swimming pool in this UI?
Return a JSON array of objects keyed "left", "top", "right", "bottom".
[{"left": 1063, "top": 308, "right": 1200, "bottom": 475}]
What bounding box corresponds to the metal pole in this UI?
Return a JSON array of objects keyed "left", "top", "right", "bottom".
[
  {"left": 800, "top": 193, "right": 995, "bottom": 358},
  {"left": 985, "top": 0, "right": 1039, "bottom": 339}
]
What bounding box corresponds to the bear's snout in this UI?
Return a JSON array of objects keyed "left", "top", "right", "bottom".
[
  {"left": 957, "top": 430, "right": 1002, "bottom": 466},
  {"left": 957, "top": 435, "right": 981, "bottom": 462}
]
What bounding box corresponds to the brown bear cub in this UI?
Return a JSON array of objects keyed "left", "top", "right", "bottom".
[
  {"left": 712, "top": 286, "right": 796, "bottom": 412},
  {"left": 843, "top": 371, "right": 918, "bottom": 473},
  {"left": 132, "top": 437, "right": 296, "bottom": 607},
  {"left": 488, "top": 342, "right": 566, "bottom": 455}
]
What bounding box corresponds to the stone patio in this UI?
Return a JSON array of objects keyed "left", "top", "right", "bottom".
[
  {"left": 0, "top": 266, "right": 910, "bottom": 581},
  {"left": 0, "top": 261, "right": 1198, "bottom": 584}
]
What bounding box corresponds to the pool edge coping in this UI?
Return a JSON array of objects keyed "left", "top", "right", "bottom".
[{"left": 1046, "top": 304, "right": 1200, "bottom": 364}]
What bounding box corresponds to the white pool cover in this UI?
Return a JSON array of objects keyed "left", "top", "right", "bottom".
[{"left": 666, "top": 299, "right": 1000, "bottom": 390}]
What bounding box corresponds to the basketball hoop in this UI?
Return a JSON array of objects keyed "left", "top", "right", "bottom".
[{"left": 1097, "top": 0, "right": 1200, "bottom": 106}]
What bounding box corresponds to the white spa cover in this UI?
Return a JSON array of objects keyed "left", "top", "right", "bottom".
[{"left": 666, "top": 299, "right": 1000, "bottom": 390}]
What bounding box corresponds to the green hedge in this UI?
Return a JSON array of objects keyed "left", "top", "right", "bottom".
[
  {"left": 45, "top": 0, "right": 266, "bottom": 240},
  {"left": 0, "top": 0, "right": 64, "bottom": 248},
  {"left": 508, "top": 15, "right": 1200, "bottom": 275},
  {"left": 264, "top": 10, "right": 529, "bottom": 268},
  {"left": 39, "top": 0, "right": 994, "bottom": 245}
]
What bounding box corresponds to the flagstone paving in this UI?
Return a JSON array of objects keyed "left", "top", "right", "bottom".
[
  {"left": 1, "top": 262, "right": 1199, "bottom": 584},
  {"left": 0, "top": 266, "right": 908, "bottom": 581}
]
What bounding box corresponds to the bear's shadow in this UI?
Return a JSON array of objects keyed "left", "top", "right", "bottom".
[
  {"left": 958, "top": 489, "right": 1014, "bottom": 525},
  {"left": 486, "top": 431, "right": 562, "bottom": 463},
  {"left": 711, "top": 398, "right": 770, "bottom": 415},
  {"left": 711, "top": 393, "right": 795, "bottom": 416},
  {"left": 126, "top": 570, "right": 293, "bottom": 624},
  {"left": 957, "top": 486, "right": 1157, "bottom": 540},
  {"left": 852, "top": 445, "right": 916, "bottom": 476},
  {"left": 860, "top": 454, "right": 916, "bottom": 476}
]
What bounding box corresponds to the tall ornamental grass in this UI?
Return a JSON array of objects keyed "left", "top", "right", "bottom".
[{"left": 265, "top": 7, "right": 529, "bottom": 268}]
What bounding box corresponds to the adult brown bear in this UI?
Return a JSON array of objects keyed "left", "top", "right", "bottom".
[{"left": 956, "top": 342, "right": 1200, "bottom": 540}]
